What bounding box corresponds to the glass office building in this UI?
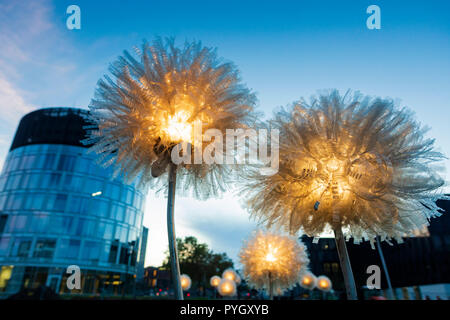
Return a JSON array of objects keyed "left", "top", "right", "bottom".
[{"left": 0, "top": 108, "right": 147, "bottom": 297}]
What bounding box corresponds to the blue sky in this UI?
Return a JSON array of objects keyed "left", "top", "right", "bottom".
[{"left": 0, "top": 0, "right": 449, "bottom": 268}]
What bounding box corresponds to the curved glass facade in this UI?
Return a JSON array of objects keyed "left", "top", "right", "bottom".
[{"left": 0, "top": 108, "right": 146, "bottom": 297}]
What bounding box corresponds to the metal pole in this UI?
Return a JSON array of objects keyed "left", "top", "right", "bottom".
[
  {"left": 268, "top": 271, "right": 273, "bottom": 300},
  {"left": 334, "top": 227, "right": 358, "bottom": 300},
  {"left": 167, "top": 163, "right": 183, "bottom": 300},
  {"left": 376, "top": 236, "right": 395, "bottom": 300}
]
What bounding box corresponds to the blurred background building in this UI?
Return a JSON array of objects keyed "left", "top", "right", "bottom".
[{"left": 0, "top": 107, "right": 148, "bottom": 298}]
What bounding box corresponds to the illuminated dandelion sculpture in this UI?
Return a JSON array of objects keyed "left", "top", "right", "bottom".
[
  {"left": 180, "top": 274, "right": 192, "bottom": 291},
  {"left": 85, "top": 38, "right": 256, "bottom": 300},
  {"left": 300, "top": 271, "right": 317, "bottom": 290},
  {"left": 243, "top": 90, "right": 447, "bottom": 300},
  {"left": 239, "top": 231, "right": 309, "bottom": 300}
]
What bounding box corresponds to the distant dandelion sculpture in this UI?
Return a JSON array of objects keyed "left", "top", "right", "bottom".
[
  {"left": 243, "top": 90, "right": 447, "bottom": 300},
  {"left": 217, "top": 278, "right": 237, "bottom": 297},
  {"left": 300, "top": 271, "right": 317, "bottom": 290},
  {"left": 239, "top": 230, "right": 309, "bottom": 299},
  {"left": 210, "top": 275, "right": 221, "bottom": 288},
  {"left": 180, "top": 274, "right": 192, "bottom": 291},
  {"left": 85, "top": 38, "right": 256, "bottom": 300}
]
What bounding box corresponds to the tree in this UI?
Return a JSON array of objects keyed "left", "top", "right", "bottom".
[{"left": 161, "top": 236, "right": 234, "bottom": 294}]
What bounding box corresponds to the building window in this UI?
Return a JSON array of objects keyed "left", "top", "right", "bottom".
[
  {"left": 0, "top": 266, "right": 13, "bottom": 292},
  {"left": 82, "top": 241, "right": 101, "bottom": 262},
  {"left": 43, "top": 154, "right": 56, "bottom": 170},
  {"left": 57, "top": 155, "right": 76, "bottom": 171},
  {"left": 323, "top": 262, "right": 331, "bottom": 274},
  {"left": 56, "top": 239, "right": 80, "bottom": 259},
  {"left": 0, "top": 215, "right": 8, "bottom": 233},
  {"left": 0, "top": 237, "right": 11, "bottom": 256},
  {"left": 11, "top": 237, "right": 32, "bottom": 257},
  {"left": 108, "top": 242, "right": 119, "bottom": 264},
  {"left": 53, "top": 194, "right": 67, "bottom": 211},
  {"left": 331, "top": 262, "right": 339, "bottom": 274},
  {"left": 33, "top": 239, "right": 56, "bottom": 259}
]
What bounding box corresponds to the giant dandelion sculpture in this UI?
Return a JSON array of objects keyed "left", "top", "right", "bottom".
[
  {"left": 239, "top": 230, "right": 310, "bottom": 300},
  {"left": 242, "top": 90, "right": 447, "bottom": 300},
  {"left": 84, "top": 38, "right": 256, "bottom": 300}
]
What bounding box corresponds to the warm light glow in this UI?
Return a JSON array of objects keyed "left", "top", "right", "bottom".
[
  {"left": 239, "top": 231, "right": 309, "bottom": 294},
  {"left": 217, "top": 278, "right": 236, "bottom": 297},
  {"left": 222, "top": 269, "right": 237, "bottom": 282},
  {"left": 180, "top": 274, "right": 192, "bottom": 291},
  {"left": 316, "top": 275, "right": 332, "bottom": 292},
  {"left": 300, "top": 272, "right": 317, "bottom": 290},
  {"left": 164, "top": 111, "right": 193, "bottom": 143},
  {"left": 326, "top": 158, "right": 340, "bottom": 172},
  {"left": 265, "top": 252, "right": 276, "bottom": 262},
  {"left": 210, "top": 275, "right": 221, "bottom": 287}
]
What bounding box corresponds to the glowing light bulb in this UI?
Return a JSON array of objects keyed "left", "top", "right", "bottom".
[
  {"left": 265, "top": 252, "right": 276, "bottom": 262},
  {"left": 210, "top": 276, "right": 221, "bottom": 287},
  {"left": 165, "top": 111, "right": 193, "bottom": 142},
  {"left": 222, "top": 269, "right": 237, "bottom": 282},
  {"left": 218, "top": 278, "right": 236, "bottom": 296},
  {"left": 180, "top": 274, "right": 191, "bottom": 291},
  {"left": 316, "top": 276, "right": 331, "bottom": 292},
  {"left": 326, "top": 158, "right": 340, "bottom": 172}
]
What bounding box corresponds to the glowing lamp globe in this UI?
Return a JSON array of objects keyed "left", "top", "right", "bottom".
[
  {"left": 239, "top": 231, "right": 310, "bottom": 295},
  {"left": 210, "top": 275, "right": 221, "bottom": 288},
  {"left": 300, "top": 272, "right": 317, "bottom": 290},
  {"left": 317, "top": 276, "right": 332, "bottom": 292},
  {"left": 217, "top": 278, "right": 237, "bottom": 297},
  {"left": 222, "top": 269, "right": 237, "bottom": 282},
  {"left": 180, "top": 274, "right": 192, "bottom": 291}
]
